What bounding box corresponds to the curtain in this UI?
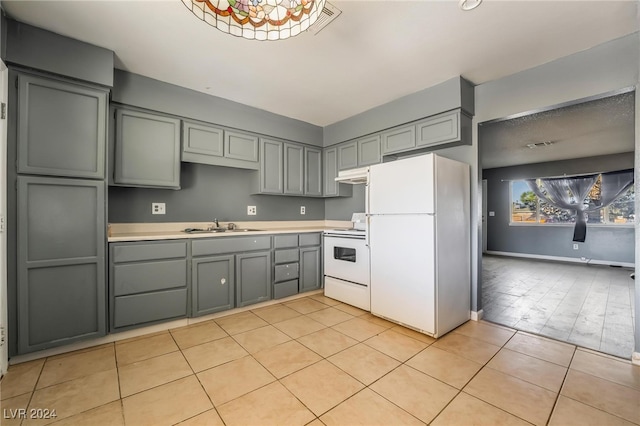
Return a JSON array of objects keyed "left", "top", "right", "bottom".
[{"left": 525, "top": 169, "right": 633, "bottom": 242}]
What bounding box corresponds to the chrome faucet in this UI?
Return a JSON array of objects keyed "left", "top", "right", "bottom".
[{"left": 213, "top": 218, "right": 220, "bottom": 229}]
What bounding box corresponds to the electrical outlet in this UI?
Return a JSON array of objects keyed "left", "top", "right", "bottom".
[
  {"left": 573, "top": 243, "right": 579, "bottom": 250},
  {"left": 300, "top": 206, "right": 306, "bottom": 215},
  {"left": 152, "top": 202, "right": 166, "bottom": 215},
  {"left": 247, "top": 205, "right": 257, "bottom": 216}
]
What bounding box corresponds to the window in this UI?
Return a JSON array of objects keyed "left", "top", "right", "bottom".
[{"left": 510, "top": 176, "right": 634, "bottom": 225}]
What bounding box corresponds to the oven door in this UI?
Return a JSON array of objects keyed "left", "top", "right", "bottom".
[{"left": 323, "top": 235, "right": 370, "bottom": 285}]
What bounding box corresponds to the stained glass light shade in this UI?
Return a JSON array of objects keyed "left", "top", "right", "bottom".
[{"left": 182, "top": 0, "right": 326, "bottom": 40}]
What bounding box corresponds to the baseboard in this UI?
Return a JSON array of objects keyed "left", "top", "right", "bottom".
[
  {"left": 485, "top": 251, "right": 634, "bottom": 269},
  {"left": 470, "top": 310, "right": 483, "bottom": 321}
]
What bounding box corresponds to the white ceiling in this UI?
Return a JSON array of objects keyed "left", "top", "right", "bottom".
[
  {"left": 479, "top": 91, "right": 636, "bottom": 169},
  {"left": 2, "top": 0, "right": 638, "bottom": 128}
]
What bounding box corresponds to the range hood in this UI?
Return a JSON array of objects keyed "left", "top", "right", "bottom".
[{"left": 335, "top": 166, "right": 369, "bottom": 184}]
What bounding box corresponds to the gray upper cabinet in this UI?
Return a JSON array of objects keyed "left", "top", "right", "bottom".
[
  {"left": 416, "top": 110, "right": 460, "bottom": 147},
  {"left": 381, "top": 124, "right": 416, "bottom": 155},
  {"left": 17, "top": 176, "right": 106, "bottom": 353},
  {"left": 304, "top": 147, "right": 322, "bottom": 197},
  {"left": 114, "top": 108, "right": 181, "bottom": 189},
  {"left": 357, "top": 135, "right": 381, "bottom": 166},
  {"left": 182, "top": 122, "right": 259, "bottom": 170},
  {"left": 259, "top": 138, "right": 284, "bottom": 194},
  {"left": 338, "top": 141, "right": 358, "bottom": 171},
  {"left": 224, "top": 130, "right": 259, "bottom": 163},
  {"left": 416, "top": 109, "right": 472, "bottom": 148},
  {"left": 182, "top": 120, "right": 224, "bottom": 159},
  {"left": 17, "top": 73, "right": 107, "bottom": 179},
  {"left": 322, "top": 146, "right": 352, "bottom": 198},
  {"left": 284, "top": 143, "right": 304, "bottom": 195}
]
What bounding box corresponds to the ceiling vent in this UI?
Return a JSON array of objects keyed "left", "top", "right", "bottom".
[
  {"left": 526, "top": 141, "right": 554, "bottom": 149},
  {"left": 308, "top": 2, "right": 342, "bottom": 35}
]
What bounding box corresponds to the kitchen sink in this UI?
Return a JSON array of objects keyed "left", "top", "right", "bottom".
[
  {"left": 229, "top": 229, "right": 263, "bottom": 232},
  {"left": 183, "top": 228, "right": 227, "bottom": 234}
]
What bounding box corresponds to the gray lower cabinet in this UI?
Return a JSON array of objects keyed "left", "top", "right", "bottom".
[
  {"left": 110, "top": 240, "right": 188, "bottom": 331},
  {"left": 192, "top": 255, "right": 235, "bottom": 317},
  {"left": 113, "top": 107, "right": 181, "bottom": 189},
  {"left": 236, "top": 251, "right": 272, "bottom": 307},
  {"left": 17, "top": 176, "right": 106, "bottom": 353},
  {"left": 16, "top": 72, "right": 107, "bottom": 179},
  {"left": 273, "top": 234, "right": 300, "bottom": 299},
  {"left": 299, "top": 233, "right": 322, "bottom": 293},
  {"left": 322, "top": 146, "right": 352, "bottom": 198},
  {"left": 191, "top": 236, "right": 272, "bottom": 310}
]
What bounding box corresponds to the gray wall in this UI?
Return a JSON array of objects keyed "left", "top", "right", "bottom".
[
  {"left": 108, "top": 162, "right": 325, "bottom": 223},
  {"left": 324, "top": 185, "right": 366, "bottom": 221},
  {"left": 483, "top": 153, "right": 635, "bottom": 264},
  {"left": 3, "top": 18, "right": 113, "bottom": 87},
  {"left": 113, "top": 70, "right": 323, "bottom": 148}
]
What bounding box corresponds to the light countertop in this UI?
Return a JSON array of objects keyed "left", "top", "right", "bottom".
[{"left": 108, "top": 220, "right": 352, "bottom": 242}]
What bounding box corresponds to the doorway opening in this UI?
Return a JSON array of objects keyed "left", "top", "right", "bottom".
[{"left": 479, "top": 90, "right": 636, "bottom": 359}]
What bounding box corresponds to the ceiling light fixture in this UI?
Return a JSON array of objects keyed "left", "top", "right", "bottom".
[
  {"left": 182, "top": 0, "right": 326, "bottom": 41},
  {"left": 459, "top": 0, "right": 482, "bottom": 11}
]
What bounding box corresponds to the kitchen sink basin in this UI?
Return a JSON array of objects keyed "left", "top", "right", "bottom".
[
  {"left": 183, "top": 228, "right": 227, "bottom": 234},
  {"left": 229, "top": 229, "right": 263, "bottom": 232}
]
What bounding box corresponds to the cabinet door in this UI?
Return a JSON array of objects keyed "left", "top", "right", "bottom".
[
  {"left": 259, "top": 138, "right": 283, "bottom": 194},
  {"left": 236, "top": 251, "right": 271, "bottom": 307},
  {"left": 304, "top": 147, "right": 322, "bottom": 196},
  {"left": 323, "top": 147, "right": 352, "bottom": 198},
  {"left": 381, "top": 124, "right": 416, "bottom": 155},
  {"left": 17, "top": 176, "right": 105, "bottom": 354},
  {"left": 192, "top": 255, "right": 235, "bottom": 316},
  {"left": 284, "top": 143, "right": 304, "bottom": 195},
  {"left": 114, "top": 108, "right": 181, "bottom": 188},
  {"left": 416, "top": 110, "right": 460, "bottom": 148},
  {"left": 358, "top": 135, "right": 381, "bottom": 166},
  {"left": 17, "top": 73, "right": 107, "bottom": 179},
  {"left": 338, "top": 141, "right": 358, "bottom": 170},
  {"left": 182, "top": 121, "right": 224, "bottom": 158},
  {"left": 299, "top": 246, "right": 321, "bottom": 293},
  {"left": 225, "top": 130, "right": 259, "bottom": 162}
]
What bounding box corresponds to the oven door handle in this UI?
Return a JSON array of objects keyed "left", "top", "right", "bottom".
[{"left": 324, "top": 234, "right": 366, "bottom": 240}]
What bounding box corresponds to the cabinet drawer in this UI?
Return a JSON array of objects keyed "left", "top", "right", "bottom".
[
  {"left": 114, "top": 288, "right": 187, "bottom": 328},
  {"left": 274, "top": 280, "right": 299, "bottom": 299},
  {"left": 113, "top": 259, "right": 187, "bottom": 296},
  {"left": 275, "top": 248, "right": 299, "bottom": 264},
  {"left": 274, "top": 263, "right": 299, "bottom": 282},
  {"left": 112, "top": 241, "right": 187, "bottom": 263},
  {"left": 192, "top": 236, "right": 271, "bottom": 256},
  {"left": 299, "top": 233, "right": 321, "bottom": 247},
  {"left": 273, "top": 234, "right": 298, "bottom": 249}
]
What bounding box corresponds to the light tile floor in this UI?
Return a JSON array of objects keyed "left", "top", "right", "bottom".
[
  {"left": 2, "top": 294, "right": 639, "bottom": 426},
  {"left": 483, "top": 255, "right": 636, "bottom": 359}
]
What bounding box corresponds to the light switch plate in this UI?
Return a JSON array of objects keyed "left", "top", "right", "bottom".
[{"left": 152, "top": 203, "right": 166, "bottom": 215}]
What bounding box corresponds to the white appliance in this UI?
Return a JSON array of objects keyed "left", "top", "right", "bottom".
[
  {"left": 323, "top": 213, "right": 370, "bottom": 310},
  {"left": 368, "top": 153, "right": 470, "bottom": 337}
]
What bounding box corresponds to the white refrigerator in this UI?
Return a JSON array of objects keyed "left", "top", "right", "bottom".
[{"left": 368, "top": 153, "right": 470, "bottom": 337}]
